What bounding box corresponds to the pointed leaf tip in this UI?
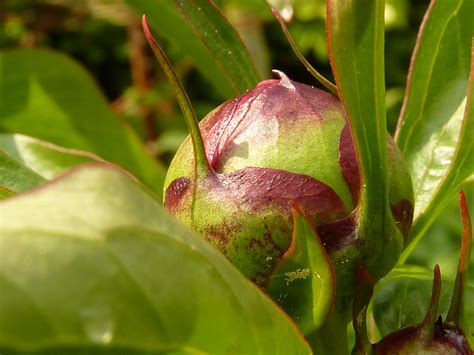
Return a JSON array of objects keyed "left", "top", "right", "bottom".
[
  {"left": 271, "top": 6, "right": 338, "bottom": 97},
  {"left": 446, "top": 190, "right": 472, "bottom": 325},
  {"left": 267, "top": 204, "right": 336, "bottom": 334},
  {"left": 141, "top": 15, "right": 211, "bottom": 178},
  {"left": 421, "top": 264, "right": 442, "bottom": 336}
]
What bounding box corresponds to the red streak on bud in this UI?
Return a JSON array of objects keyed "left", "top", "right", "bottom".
[
  {"left": 390, "top": 199, "right": 414, "bottom": 241},
  {"left": 221, "top": 167, "right": 347, "bottom": 224},
  {"left": 165, "top": 177, "right": 192, "bottom": 214},
  {"left": 338, "top": 122, "right": 360, "bottom": 205}
]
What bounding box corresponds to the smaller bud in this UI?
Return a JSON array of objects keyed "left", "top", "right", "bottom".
[
  {"left": 374, "top": 266, "right": 472, "bottom": 355},
  {"left": 372, "top": 191, "right": 473, "bottom": 355}
]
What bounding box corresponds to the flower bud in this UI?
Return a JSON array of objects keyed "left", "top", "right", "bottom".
[
  {"left": 374, "top": 319, "right": 472, "bottom": 355},
  {"left": 164, "top": 71, "right": 414, "bottom": 291},
  {"left": 373, "top": 265, "right": 472, "bottom": 355}
]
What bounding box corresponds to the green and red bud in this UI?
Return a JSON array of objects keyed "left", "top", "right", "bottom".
[{"left": 164, "top": 71, "right": 414, "bottom": 292}]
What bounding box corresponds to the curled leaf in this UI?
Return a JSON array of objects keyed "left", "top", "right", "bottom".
[{"left": 267, "top": 204, "right": 336, "bottom": 334}]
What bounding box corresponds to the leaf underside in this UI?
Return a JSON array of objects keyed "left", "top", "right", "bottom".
[
  {"left": 0, "top": 164, "right": 311, "bottom": 354},
  {"left": 396, "top": 0, "right": 473, "bottom": 260}
]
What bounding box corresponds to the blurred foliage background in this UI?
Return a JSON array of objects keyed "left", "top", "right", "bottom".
[{"left": 0, "top": 0, "right": 472, "bottom": 282}]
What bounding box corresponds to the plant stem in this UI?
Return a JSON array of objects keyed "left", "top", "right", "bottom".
[
  {"left": 142, "top": 15, "right": 211, "bottom": 178},
  {"left": 271, "top": 7, "right": 338, "bottom": 97},
  {"left": 307, "top": 310, "right": 350, "bottom": 355}
]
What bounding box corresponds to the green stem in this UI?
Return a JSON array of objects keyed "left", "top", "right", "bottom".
[
  {"left": 421, "top": 265, "right": 441, "bottom": 338},
  {"left": 142, "top": 15, "right": 211, "bottom": 178},
  {"left": 307, "top": 310, "right": 350, "bottom": 355},
  {"left": 271, "top": 7, "right": 338, "bottom": 97}
]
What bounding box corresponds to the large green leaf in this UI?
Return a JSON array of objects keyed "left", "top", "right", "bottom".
[
  {"left": 326, "top": 1, "right": 401, "bottom": 279},
  {"left": 399, "top": 35, "right": 473, "bottom": 262},
  {"left": 174, "top": 0, "right": 260, "bottom": 93},
  {"left": 372, "top": 265, "right": 474, "bottom": 338},
  {"left": 0, "top": 134, "right": 103, "bottom": 180},
  {"left": 0, "top": 149, "right": 45, "bottom": 194},
  {"left": 0, "top": 49, "right": 166, "bottom": 197},
  {"left": 0, "top": 164, "right": 311, "bottom": 354},
  {"left": 123, "top": 0, "right": 237, "bottom": 99},
  {"left": 394, "top": 0, "right": 472, "bottom": 255}
]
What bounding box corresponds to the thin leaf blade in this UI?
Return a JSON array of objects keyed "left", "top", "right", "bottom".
[
  {"left": 174, "top": 0, "right": 260, "bottom": 93},
  {"left": 123, "top": 0, "right": 243, "bottom": 98}
]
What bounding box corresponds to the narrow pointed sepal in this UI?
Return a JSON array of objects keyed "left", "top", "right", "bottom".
[
  {"left": 352, "top": 266, "right": 375, "bottom": 355},
  {"left": 267, "top": 203, "right": 336, "bottom": 334},
  {"left": 141, "top": 15, "right": 212, "bottom": 178},
  {"left": 447, "top": 191, "right": 472, "bottom": 328},
  {"left": 271, "top": 7, "right": 338, "bottom": 97},
  {"left": 420, "top": 264, "right": 442, "bottom": 337}
]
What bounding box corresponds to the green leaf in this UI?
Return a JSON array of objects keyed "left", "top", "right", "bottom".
[
  {"left": 326, "top": 1, "right": 401, "bottom": 279},
  {"left": 394, "top": 0, "right": 472, "bottom": 247},
  {"left": 174, "top": 0, "right": 260, "bottom": 93},
  {"left": 123, "top": 0, "right": 237, "bottom": 99},
  {"left": 0, "top": 186, "right": 15, "bottom": 199},
  {"left": 267, "top": 205, "right": 336, "bottom": 335},
  {"left": 0, "top": 164, "right": 311, "bottom": 354},
  {"left": 0, "top": 134, "right": 103, "bottom": 179},
  {"left": 399, "top": 34, "right": 473, "bottom": 262},
  {"left": 372, "top": 265, "right": 474, "bottom": 337},
  {"left": 0, "top": 48, "right": 166, "bottom": 197},
  {"left": 142, "top": 16, "right": 211, "bottom": 178},
  {"left": 0, "top": 149, "right": 45, "bottom": 193},
  {"left": 326, "top": 0, "right": 388, "bottom": 205}
]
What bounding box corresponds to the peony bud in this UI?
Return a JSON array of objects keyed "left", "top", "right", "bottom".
[{"left": 163, "top": 71, "right": 414, "bottom": 292}]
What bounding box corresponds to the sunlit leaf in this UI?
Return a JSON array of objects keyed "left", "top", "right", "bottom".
[
  {"left": 0, "top": 134, "right": 103, "bottom": 179},
  {"left": 400, "top": 34, "right": 473, "bottom": 261},
  {"left": 394, "top": 0, "right": 472, "bottom": 256},
  {"left": 0, "top": 49, "right": 166, "bottom": 197},
  {"left": 0, "top": 164, "right": 311, "bottom": 354},
  {"left": 0, "top": 149, "right": 45, "bottom": 193}
]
